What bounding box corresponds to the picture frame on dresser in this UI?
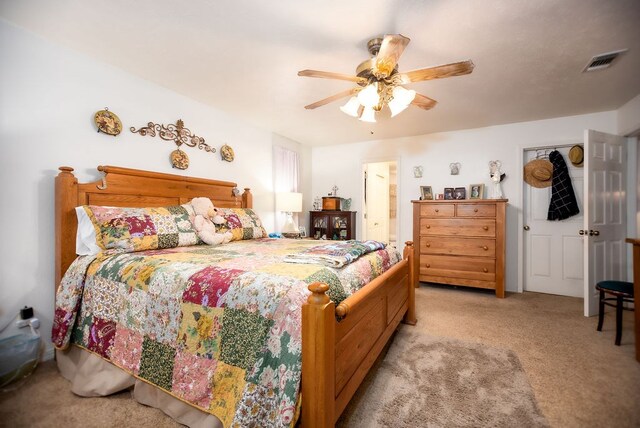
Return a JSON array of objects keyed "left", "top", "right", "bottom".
[
  {"left": 444, "top": 187, "right": 454, "bottom": 200},
  {"left": 469, "top": 183, "right": 484, "bottom": 199},
  {"left": 420, "top": 185, "right": 433, "bottom": 200},
  {"left": 454, "top": 187, "right": 466, "bottom": 200}
]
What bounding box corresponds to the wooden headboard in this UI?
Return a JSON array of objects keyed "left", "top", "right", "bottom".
[{"left": 55, "top": 165, "right": 252, "bottom": 289}]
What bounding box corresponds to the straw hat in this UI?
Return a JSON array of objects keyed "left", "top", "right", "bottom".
[
  {"left": 523, "top": 159, "right": 553, "bottom": 188},
  {"left": 568, "top": 145, "right": 584, "bottom": 167}
]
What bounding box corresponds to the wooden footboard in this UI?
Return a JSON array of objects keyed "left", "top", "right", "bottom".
[{"left": 301, "top": 242, "right": 417, "bottom": 427}]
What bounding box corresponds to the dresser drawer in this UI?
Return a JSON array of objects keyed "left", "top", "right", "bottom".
[
  {"left": 420, "top": 204, "right": 455, "bottom": 217},
  {"left": 420, "top": 237, "right": 496, "bottom": 257},
  {"left": 420, "top": 255, "right": 495, "bottom": 281},
  {"left": 456, "top": 203, "right": 496, "bottom": 218},
  {"left": 420, "top": 218, "right": 495, "bottom": 237}
]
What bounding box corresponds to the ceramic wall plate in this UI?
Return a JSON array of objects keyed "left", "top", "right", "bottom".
[
  {"left": 170, "top": 149, "right": 189, "bottom": 170},
  {"left": 220, "top": 144, "right": 235, "bottom": 162},
  {"left": 94, "top": 108, "right": 122, "bottom": 136}
]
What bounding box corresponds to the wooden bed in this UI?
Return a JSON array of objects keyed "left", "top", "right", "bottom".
[{"left": 55, "top": 165, "right": 417, "bottom": 427}]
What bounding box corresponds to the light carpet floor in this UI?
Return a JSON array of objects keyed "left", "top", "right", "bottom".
[
  {"left": 1, "top": 285, "right": 639, "bottom": 427},
  {"left": 337, "top": 329, "right": 548, "bottom": 427}
]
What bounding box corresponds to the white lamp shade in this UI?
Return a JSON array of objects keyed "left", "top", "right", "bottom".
[
  {"left": 357, "top": 83, "right": 379, "bottom": 108},
  {"left": 388, "top": 86, "right": 416, "bottom": 117},
  {"left": 340, "top": 97, "right": 361, "bottom": 117},
  {"left": 276, "top": 192, "right": 302, "bottom": 212},
  {"left": 359, "top": 106, "right": 377, "bottom": 123}
]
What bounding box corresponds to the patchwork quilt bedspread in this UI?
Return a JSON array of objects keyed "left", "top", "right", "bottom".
[{"left": 52, "top": 238, "right": 401, "bottom": 427}]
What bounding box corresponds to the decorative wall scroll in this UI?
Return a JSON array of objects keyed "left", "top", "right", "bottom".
[
  {"left": 94, "top": 108, "right": 122, "bottom": 136},
  {"left": 130, "top": 119, "right": 215, "bottom": 169}
]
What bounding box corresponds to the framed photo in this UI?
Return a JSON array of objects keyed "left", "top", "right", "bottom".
[
  {"left": 469, "top": 183, "right": 484, "bottom": 199},
  {"left": 454, "top": 187, "right": 466, "bottom": 200},
  {"left": 299, "top": 226, "right": 307, "bottom": 238},
  {"left": 420, "top": 185, "right": 433, "bottom": 200},
  {"left": 444, "top": 187, "right": 454, "bottom": 200}
]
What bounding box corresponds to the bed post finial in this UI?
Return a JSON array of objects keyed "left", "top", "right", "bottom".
[
  {"left": 301, "top": 282, "right": 335, "bottom": 427},
  {"left": 403, "top": 241, "right": 417, "bottom": 325},
  {"left": 242, "top": 188, "right": 253, "bottom": 208}
]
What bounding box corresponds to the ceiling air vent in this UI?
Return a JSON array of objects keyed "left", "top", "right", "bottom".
[{"left": 583, "top": 49, "right": 627, "bottom": 72}]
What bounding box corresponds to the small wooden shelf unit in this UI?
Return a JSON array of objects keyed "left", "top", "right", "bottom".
[
  {"left": 412, "top": 199, "right": 507, "bottom": 297},
  {"left": 310, "top": 210, "right": 356, "bottom": 240}
]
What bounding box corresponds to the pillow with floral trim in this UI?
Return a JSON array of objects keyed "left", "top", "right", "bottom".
[
  {"left": 82, "top": 204, "right": 201, "bottom": 253},
  {"left": 216, "top": 208, "right": 267, "bottom": 241}
]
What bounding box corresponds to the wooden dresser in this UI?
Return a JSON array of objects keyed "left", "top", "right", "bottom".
[{"left": 412, "top": 199, "right": 507, "bottom": 297}]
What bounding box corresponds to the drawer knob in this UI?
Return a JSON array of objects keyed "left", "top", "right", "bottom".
[
  {"left": 426, "top": 243, "right": 431, "bottom": 247},
  {"left": 474, "top": 208, "right": 478, "bottom": 212},
  {"left": 483, "top": 246, "right": 488, "bottom": 250},
  {"left": 435, "top": 209, "right": 439, "bottom": 213},
  {"left": 426, "top": 264, "right": 431, "bottom": 268},
  {"left": 483, "top": 268, "right": 488, "bottom": 273},
  {"left": 483, "top": 226, "right": 489, "bottom": 231},
  {"left": 426, "top": 225, "right": 431, "bottom": 229}
]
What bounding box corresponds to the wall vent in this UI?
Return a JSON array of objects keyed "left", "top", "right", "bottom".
[{"left": 583, "top": 49, "right": 627, "bottom": 72}]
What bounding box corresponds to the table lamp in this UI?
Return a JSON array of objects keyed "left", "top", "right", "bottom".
[{"left": 276, "top": 192, "right": 303, "bottom": 238}]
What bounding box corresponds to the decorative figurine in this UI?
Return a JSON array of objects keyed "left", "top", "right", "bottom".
[{"left": 489, "top": 160, "right": 505, "bottom": 199}]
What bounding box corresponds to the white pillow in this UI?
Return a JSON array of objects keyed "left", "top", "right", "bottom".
[{"left": 75, "top": 206, "right": 101, "bottom": 255}]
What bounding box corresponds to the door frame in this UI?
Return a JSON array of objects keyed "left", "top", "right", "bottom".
[
  {"left": 516, "top": 141, "right": 583, "bottom": 294},
  {"left": 361, "top": 157, "right": 401, "bottom": 245}
]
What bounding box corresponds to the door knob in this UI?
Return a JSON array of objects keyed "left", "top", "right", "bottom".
[
  {"left": 523, "top": 225, "right": 530, "bottom": 231},
  {"left": 579, "top": 230, "right": 585, "bottom": 235},
  {"left": 589, "top": 230, "right": 600, "bottom": 236}
]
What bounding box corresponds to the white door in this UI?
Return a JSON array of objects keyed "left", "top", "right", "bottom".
[
  {"left": 364, "top": 162, "right": 390, "bottom": 243},
  {"left": 583, "top": 130, "right": 627, "bottom": 316},
  {"left": 523, "top": 147, "right": 584, "bottom": 297}
]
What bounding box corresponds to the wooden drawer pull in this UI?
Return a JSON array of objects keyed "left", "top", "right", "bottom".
[
  {"left": 482, "top": 246, "right": 488, "bottom": 250},
  {"left": 426, "top": 225, "right": 431, "bottom": 229},
  {"left": 426, "top": 264, "right": 431, "bottom": 268},
  {"left": 426, "top": 243, "right": 431, "bottom": 247},
  {"left": 483, "top": 226, "right": 489, "bottom": 231},
  {"left": 474, "top": 208, "right": 478, "bottom": 212},
  {"left": 483, "top": 268, "right": 488, "bottom": 273},
  {"left": 435, "top": 209, "right": 439, "bottom": 213}
]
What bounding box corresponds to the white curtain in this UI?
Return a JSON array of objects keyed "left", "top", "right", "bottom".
[{"left": 273, "top": 146, "right": 300, "bottom": 232}]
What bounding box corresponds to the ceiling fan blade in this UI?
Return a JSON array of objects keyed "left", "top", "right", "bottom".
[
  {"left": 400, "top": 60, "right": 475, "bottom": 83},
  {"left": 411, "top": 93, "right": 438, "bottom": 110},
  {"left": 304, "top": 88, "right": 358, "bottom": 110},
  {"left": 298, "top": 69, "right": 366, "bottom": 84},
  {"left": 374, "top": 34, "right": 411, "bottom": 77}
]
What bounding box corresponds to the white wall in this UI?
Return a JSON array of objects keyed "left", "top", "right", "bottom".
[
  {"left": 617, "top": 94, "right": 640, "bottom": 137},
  {"left": 311, "top": 111, "right": 618, "bottom": 293},
  {"left": 0, "top": 20, "right": 307, "bottom": 357}
]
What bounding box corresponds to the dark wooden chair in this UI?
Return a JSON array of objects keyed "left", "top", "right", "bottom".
[{"left": 596, "top": 280, "right": 635, "bottom": 346}]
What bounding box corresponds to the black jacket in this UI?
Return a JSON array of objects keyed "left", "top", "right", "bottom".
[{"left": 547, "top": 150, "right": 580, "bottom": 220}]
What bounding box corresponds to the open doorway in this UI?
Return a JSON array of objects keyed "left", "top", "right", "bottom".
[{"left": 362, "top": 161, "right": 398, "bottom": 246}]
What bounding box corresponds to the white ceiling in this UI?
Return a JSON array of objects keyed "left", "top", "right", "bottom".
[{"left": 2, "top": 0, "right": 639, "bottom": 146}]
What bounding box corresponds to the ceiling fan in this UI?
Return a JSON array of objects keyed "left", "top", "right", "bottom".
[{"left": 298, "top": 34, "right": 474, "bottom": 122}]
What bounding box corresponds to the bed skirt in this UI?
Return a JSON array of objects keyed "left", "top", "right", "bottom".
[{"left": 56, "top": 347, "right": 223, "bottom": 428}]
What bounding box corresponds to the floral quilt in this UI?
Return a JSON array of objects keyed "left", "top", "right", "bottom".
[{"left": 52, "top": 238, "right": 401, "bottom": 427}]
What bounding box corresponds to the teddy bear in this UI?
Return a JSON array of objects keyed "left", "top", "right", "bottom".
[{"left": 190, "top": 197, "right": 232, "bottom": 246}]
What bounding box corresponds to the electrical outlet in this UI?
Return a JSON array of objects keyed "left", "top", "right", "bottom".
[{"left": 16, "top": 319, "right": 30, "bottom": 328}]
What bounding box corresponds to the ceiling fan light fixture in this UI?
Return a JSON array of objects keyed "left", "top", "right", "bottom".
[
  {"left": 340, "top": 97, "right": 361, "bottom": 117},
  {"left": 392, "top": 86, "right": 416, "bottom": 105},
  {"left": 359, "top": 106, "right": 377, "bottom": 123},
  {"left": 357, "top": 83, "right": 379, "bottom": 108},
  {"left": 388, "top": 86, "right": 416, "bottom": 117}
]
